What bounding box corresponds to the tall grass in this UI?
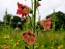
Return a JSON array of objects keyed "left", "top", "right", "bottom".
[{"left": 0, "top": 25, "right": 65, "bottom": 49}]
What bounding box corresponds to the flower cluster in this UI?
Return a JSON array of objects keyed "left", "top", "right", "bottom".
[
  {"left": 41, "top": 17, "right": 52, "bottom": 31},
  {"left": 23, "top": 30, "right": 36, "bottom": 45}
]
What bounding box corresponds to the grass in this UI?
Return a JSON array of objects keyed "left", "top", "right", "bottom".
[{"left": 0, "top": 26, "right": 65, "bottom": 49}]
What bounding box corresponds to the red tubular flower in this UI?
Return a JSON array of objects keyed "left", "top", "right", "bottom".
[
  {"left": 16, "top": 2, "right": 30, "bottom": 17},
  {"left": 23, "top": 30, "right": 36, "bottom": 45},
  {"left": 41, "top": 17, "right": 52, "bottom": 31}
]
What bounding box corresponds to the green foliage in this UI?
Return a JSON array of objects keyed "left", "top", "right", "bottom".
[
  {"left": 0, "top": 27, "right": 65, "bottom": 49},
  {"left": 3, "top": 14, "right": 12, "bottom": 24},
  {"left": 11, "top": 16, "right": 21, "bottom": 23}
]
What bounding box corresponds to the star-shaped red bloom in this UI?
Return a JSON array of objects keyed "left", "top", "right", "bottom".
[
  {"left": 23, "top": 30, "right": 36, "bottom": 45},
  {"left": 41, "top": 17, "right": 52, "bottom": 31},
  {"left": 16, "top": 2, "right": 30, "bottom": 17}
]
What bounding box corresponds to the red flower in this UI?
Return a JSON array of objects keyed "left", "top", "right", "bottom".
[
  {"left": 16, "top": 2, "right": 30, "bottom": 17},
  {"left": 41, "top": 17, "right": 52, "bottom": 31},
  {"left": 23, "top": 30, "right": 36, "bottom": 45}
]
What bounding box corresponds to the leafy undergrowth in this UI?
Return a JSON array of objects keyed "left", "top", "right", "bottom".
[{"left": 0, "top": 26, "right": 65, "bottom": 49}]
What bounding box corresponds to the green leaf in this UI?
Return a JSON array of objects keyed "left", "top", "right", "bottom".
[{"left": 25, "top": 46, "right": 29, "bottom": 49}]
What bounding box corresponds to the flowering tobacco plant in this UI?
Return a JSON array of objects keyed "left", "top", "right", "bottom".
[
  {"left": 16, "top": 0, "right": 38, "bottom": 49},
  {"left": 41, "top": 17, "right": 52, "bottom": 31},
  {"left": 16, "top": 2, "right": 30, "bottom": 17},
  {"left": 23, "top": 30, "right": 36, "bottom": 45}
]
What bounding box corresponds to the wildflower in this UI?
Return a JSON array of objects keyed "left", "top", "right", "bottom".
[
  {"left": 1, "top": 45, "right": 8, "bottom": 49},
  {"left": 4, "top": 35, "right": 9, "bottom": 39},
  {"left": 34, "top": 43, "right": 39, "bottom": 48},
  {"left": 13, "top": 43, "right": 19, "bottom": 47},
  {"left": 13, "top": 44, "right": 16, "bottom": 48},
  {"left": 4, "top": 35, "right": 7, "bottom": 38},
  {"left": 58, "top": 45, "right": 63, "bottom": 49},
  {"left": 34, "top": 45, "right": 38, "bottom": 48},
  {"left": 10, "top": 39, "right": 13, "bottom": 42},
  {"left": 41, "top": 17, "right": 52, "bottom": 31},
  {"left": 23, "top": 30, "right": 36, "bottom": 45},
  {"left": 51, "top": 46, "right": 54, "bottom": 49},
  {"left": 16, "top": 42, "right": 19, "bottom": 45},
  {"left": 3, "top": 46, "right": 8, "bottom": 49},
  {"left": 16, "top": 2, "right": 30, "bottom": 17},
  {"left": 41, "top": 45, "right": 44, "bottom": 47}
]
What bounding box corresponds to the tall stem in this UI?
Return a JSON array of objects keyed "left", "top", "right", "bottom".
[
  {"left": 33, "top": 0, "right": 36, "bottom": 33},
  {"left": 32, "top": 0, "right": 36, "bottom": 49}
]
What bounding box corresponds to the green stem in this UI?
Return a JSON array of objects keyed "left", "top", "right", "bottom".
[
  {"left": 31, "top": 0, "right": 34, "bottom": 31},
  {"left": 26, "top": 17, "right": 28, "bottom": 30},
  {"left": 32, "top": 0, "right": 36, "bottom": 49},
  {"left": 33, "top": 0, "right": 36, "bottom": 33}
]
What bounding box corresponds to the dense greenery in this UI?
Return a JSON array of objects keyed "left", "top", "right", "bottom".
[{"left": 0, "top": 26, "right": 65, "bottom": 49}]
